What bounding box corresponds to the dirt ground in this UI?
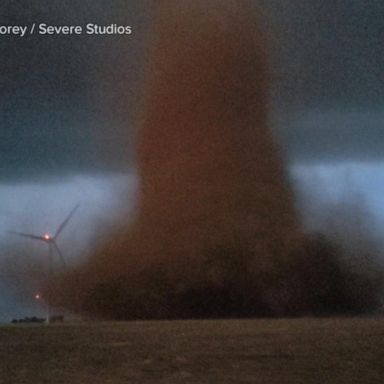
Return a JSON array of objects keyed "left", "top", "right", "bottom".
[{"left": 0, "top": 317, "right": 383, "bottom": 383}]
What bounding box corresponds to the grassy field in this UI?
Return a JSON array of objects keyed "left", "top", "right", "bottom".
[{"left": 0, "top": 317, "right": 383, "bottom": 383}]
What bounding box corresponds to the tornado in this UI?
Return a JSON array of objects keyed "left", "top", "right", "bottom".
[
  {"left": 53, "top": 1, "right": 303, "bottom": 318},
  {"left": 131, "top": 0, "right": 301, "bottom": 269}
]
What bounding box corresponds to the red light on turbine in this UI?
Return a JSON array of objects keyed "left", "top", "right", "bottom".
[
  {"left": 35, "top": 294, "right": 41, "bottom": 300},
  {"left": 44, "top": 234, "right": 51, "bottom": 240}
]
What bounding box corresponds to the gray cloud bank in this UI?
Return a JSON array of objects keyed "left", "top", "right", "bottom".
[{"left": 0, "top": 0, "right": 383, "bottom": 181}]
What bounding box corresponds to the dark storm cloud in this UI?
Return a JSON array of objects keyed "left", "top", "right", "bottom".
[
  {"left": 276, "top": 108, "right": 384, "bottom": 163},
  {"left": 265, "top": 0, "right": 384, "bottom": 162},
  {"left": 264, "top": 0, "right": 384, "bottom": 107},
  {"left": 262, "top": 0, "right": 384, "bottom": 162},
  {"left": 1, "top": 0, "right": 384, "bottom": 180},
  {"left": 0, "top": 0, "right": 149, "bottom": 180}
]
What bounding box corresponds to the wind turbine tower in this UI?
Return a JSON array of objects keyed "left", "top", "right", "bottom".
[{"left": 9, "top": 204, "right": 80, "bottom": 324}]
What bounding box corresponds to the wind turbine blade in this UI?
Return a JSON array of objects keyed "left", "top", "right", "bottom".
[
  {"left": 54, "top": 203, "right": 80, "bottom": 239},
  {"left": 52, "top": 241, "right": 67, "bottom": 268},
  {"left": 8, "top": 231, "right": 45, "bottom": 241}
]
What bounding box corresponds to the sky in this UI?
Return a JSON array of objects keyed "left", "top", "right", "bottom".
[{"left": 0, "top": 0, "right": 384, "bottom": 320}]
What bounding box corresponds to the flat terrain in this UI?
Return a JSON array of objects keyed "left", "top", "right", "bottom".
[{"left": 0, "top": 317, "right": 383, "bottom": 383}]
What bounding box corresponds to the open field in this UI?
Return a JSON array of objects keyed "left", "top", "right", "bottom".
[{"left": 0, "top": 317, "right": 383, "bottom": 383}]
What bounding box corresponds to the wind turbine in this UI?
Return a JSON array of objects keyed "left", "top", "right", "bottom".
[{"left": 8, "top": 203, "right": 80, "bottom": 324}]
